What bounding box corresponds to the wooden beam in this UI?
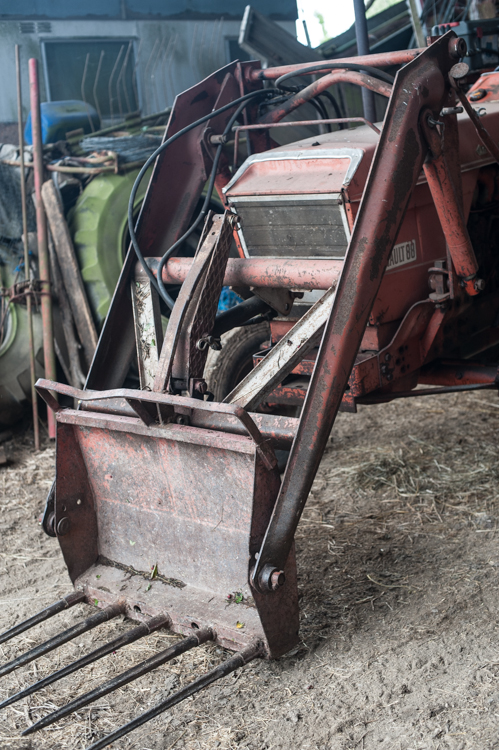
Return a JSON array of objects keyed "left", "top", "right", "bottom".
[{"left": 41, "top": 180, "right": 98, "bottom": 368}]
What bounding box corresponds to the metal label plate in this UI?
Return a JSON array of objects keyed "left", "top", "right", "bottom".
[{"left": 386, "top": 240, "right": 417, "bottom": 271}]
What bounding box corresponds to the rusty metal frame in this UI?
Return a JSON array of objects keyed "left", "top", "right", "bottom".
[{"left": 249, "top": 33, "right": 468, "bottom": 593}]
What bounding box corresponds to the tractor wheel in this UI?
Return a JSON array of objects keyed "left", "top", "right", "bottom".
[
  {"left": 0, "top": 261, "right": 44, "bottom": 427},
  {"left": 70, "top": 169, "right": 222, "bottom": 327},
  {"left": 205, "top": 322, "right": 271, "bottom": 402},
  {"left": 69, "top": 168, "right": 152, "bottom": 327}
]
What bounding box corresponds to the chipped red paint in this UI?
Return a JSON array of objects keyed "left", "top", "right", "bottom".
[
  {"left": 246, "top": 49, "right": 424, "bottom": 83},
  {"left": 258, "top": 71, "right": 392, "bottom": 125},
  {"left": 155, "top": 257, "right": 344, "bottom": 290}
]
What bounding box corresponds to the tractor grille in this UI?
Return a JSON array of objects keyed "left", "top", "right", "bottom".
[{"left": 229, "top": 194, "right": 350, "bottom": 259}]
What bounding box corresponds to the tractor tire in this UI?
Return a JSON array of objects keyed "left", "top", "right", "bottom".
[
  {"left": 0, "top": 262, "right": 44, "bottom": 427},
  {"left": 205, "top": 322, "right": 271, "bottom": 402},
  {"left": 69, "top": 168, "right": 152, "bottom": 327}
]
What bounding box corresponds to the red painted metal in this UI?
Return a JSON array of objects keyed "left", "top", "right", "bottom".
[
  {"left": 421, "top": 114, "right": 480, "bottom": 296},
  {"left": 36, "top": 378, "right": 299, "bottom": 658},
  {"left": 156, "top": 257, "right": 344, "bottom": 290},
  {"left": 419, "top": 361, "right": 498, "bottom": 386},
  {"left": 29, "top": 58, "right": 57, "bottom": 438},
  {"left": 249, "top": 34, "right": 471, "bottom": 592},
  {"left": 259, "top": 71, "right": 392, "bottom": 125},
  {"left": 246, "top": 49, "right": 425, "bottom": 82}
]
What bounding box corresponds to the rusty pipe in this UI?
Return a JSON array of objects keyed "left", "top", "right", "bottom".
[
  {"left": 423, "top": 152, "right": 479, "bottom": 296},
  {"left": 259, "top": 70, "right": 392, "bottom": 125},
  {"left": 147, "top": 257, "right": 343, "bottom": 290},
  {"left": 16, "top": 47, "right": 40, "bottom": 450},
  {"left": 247, "top": 49, "right": 424, "bottom": 83},
  {"left": 29, "top": 58, "right": 57, "bottom": 438}
]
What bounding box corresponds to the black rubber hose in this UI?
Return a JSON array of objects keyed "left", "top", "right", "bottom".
[
  {"left": 309, "top": 97, "right": 332, "bottom": 132},
  {"left": 319, "top": 90, "right": 345, "bottom": 122},
  {"left": 275, "top": 61, "right": 395, "bottom": 89},
  {"left": 155, "top": 95, "right": 267, "bottom": 309},
  {"left": 127, "top": 89, "right": 275, "bottom": 305},
  {"left": 212, "top": 296, "right": 272, "bottom": 338}
]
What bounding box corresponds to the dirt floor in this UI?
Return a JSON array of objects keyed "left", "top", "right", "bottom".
[{"left": 0, "top": 390, "right": 498, "bottom": 750}]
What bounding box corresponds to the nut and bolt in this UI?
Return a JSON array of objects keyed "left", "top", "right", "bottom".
[
  {"left": 474, "top": 278, "right": 486, "bottom": 291},
  {"left": 194, "top": 380, "right": 208, "bottom": 395},
  {"left": 440, "top": 106, "right": 463, "bottom": 116},
  {"left": 449, "top": 39, "right": 467, "bottom": 61},
  {"left": 209, "top": 134, "right": 228, "bottom": 145},
  {"left": 270, "top": 570, "right": 286, "bottom": 590},
  {"left": 56, "top": 517, "right": 70, "bottom": 536},
  {"left": 381, "top": 363, "right": 393, "bottom": 380}
]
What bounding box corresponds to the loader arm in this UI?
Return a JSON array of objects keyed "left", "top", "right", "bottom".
[{"left": 250, "top": 33, "right": 467, "bottom": 592}]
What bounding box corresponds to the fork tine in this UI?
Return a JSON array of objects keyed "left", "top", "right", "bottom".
[
  {"left": 0, "top": 591, "right": 85, "bottom": 646},
  {"left": 0, "top": 613, "right": 170, "bottom": 711},
  {"left": 84, "top": 643, "right": 262, "bottom": 750},
  {"left": 22, "top": 627, "right": 214, "bottom": 735},
  {"left": 0, "top": 603, "right": 123, "bottom": 679}
]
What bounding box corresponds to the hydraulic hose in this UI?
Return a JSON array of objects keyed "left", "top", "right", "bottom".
[
  {"left": 127, "top": 89, "right": 275, "bottom": 309},
  {"left": 275, "top": 61, "right": 395, "bottom": 89}
]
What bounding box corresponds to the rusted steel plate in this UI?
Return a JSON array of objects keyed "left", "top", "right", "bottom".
[{"left": 53, "top": 407, "right": 299, "bottom": 657}]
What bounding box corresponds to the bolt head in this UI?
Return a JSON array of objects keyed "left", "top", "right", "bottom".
[
  {"left": 449, "top": 38, "right": 467, "bottom": 61},
  {"left": 56, "top": 517, "right": 70, "bottom": 536},
  {"left": 270, "top": 570, "right": 286, "bottom": 590},
  {"left": 474, "top": 278, "right": 486, "bottom": 291},
  {"left": 469, "top": 88, "right": 487, "bottom": 102}
]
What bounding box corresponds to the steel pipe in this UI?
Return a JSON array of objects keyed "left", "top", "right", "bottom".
[
  {"left": 149, "top": 257, "right": 343, "bottom": 291},
  {"left": 247, "top": 49, "right": 424, "bottom": 82},
  {"left": 29, "top": 58, "right": 57, "bottom": 438},
  {"left": 353, "top": 0, "right": 377, "bottom": 123},
  {"left": 16, "top": 46, "right": 40, "bottom": 450},
  {"left": 258, "top": 71, "right": 391, "bottom": 125}
]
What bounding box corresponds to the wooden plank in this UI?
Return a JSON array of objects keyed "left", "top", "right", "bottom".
[
  {"left": 47, "top": 230, "right": 86, "bottom": 387},
  {"left": 41, "top": 180, "right": 98, "bottom": 368}
]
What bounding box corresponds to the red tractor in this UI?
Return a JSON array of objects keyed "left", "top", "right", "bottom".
[{"left": 2, "top": 30, "right": 499, "bottom": 750}]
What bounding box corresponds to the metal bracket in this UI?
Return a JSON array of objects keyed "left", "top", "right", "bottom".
[
  {"left": 225, "top": 284, "right": 337, "bottom": 411},
  {"left": 153, "top": 211, "right": 236, "bottom": 395}
]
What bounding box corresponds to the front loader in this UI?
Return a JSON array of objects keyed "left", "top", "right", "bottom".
[{"left": 2, "top": 31, "right": 499, "bottom": 748}]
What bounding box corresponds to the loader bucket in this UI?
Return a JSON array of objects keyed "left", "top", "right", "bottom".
[{"left": 36, "top": 383, "right": 300, "bottom": 660}]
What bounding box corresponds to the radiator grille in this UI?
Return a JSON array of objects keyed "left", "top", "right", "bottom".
[{"left": 229, "top": 194, "right": 349, "bottom": 259}]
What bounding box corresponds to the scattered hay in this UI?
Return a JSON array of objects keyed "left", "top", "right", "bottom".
[{"left": 0, "top": 389, "right": 499, "bottom": 748}]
